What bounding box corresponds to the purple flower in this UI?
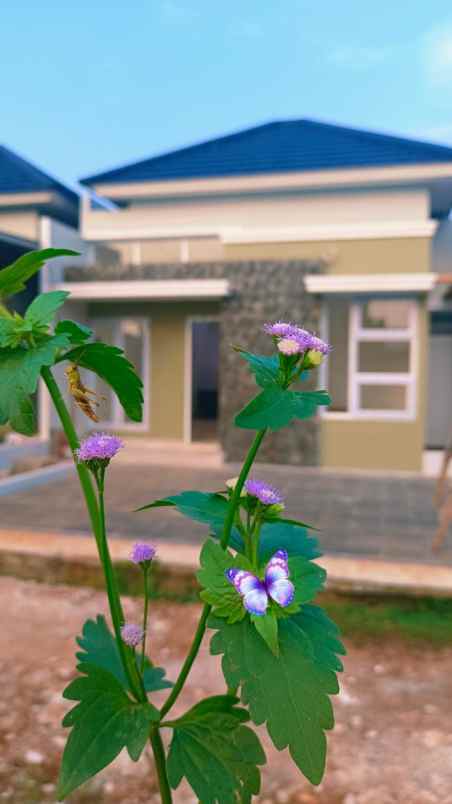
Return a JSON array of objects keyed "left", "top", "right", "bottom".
[
  {"left": 264, "top": 321, "right": 297, "bottom": 338},
  {"left": 76, "top": 433, "right": 124, "bottom": 463},
  {"left": 245, "top": 478, "right": 284, "bottom": 506},
  {"left": 120, "top": 623, "right": 144, "bottom": 647},
  {"left": 307, "top": 334, "right": 331, "bottom": 355},
  {"left": 130, "top": 542, "right": 156, "bottom": 564}
]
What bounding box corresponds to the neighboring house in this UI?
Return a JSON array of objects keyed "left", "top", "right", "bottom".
[
  {"left": 38, "top": 120, "right": 452, "bottom": 470},
  {"left": 0, "top": 144, "right": 87, "bottom": 443}
]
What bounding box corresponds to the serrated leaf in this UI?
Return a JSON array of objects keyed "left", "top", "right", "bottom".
[
  {"left": 251, "top": 612, "right": 279, "bottom": 656},
  {"left": 209, "top": 608, "right": 344, "bottom": 786},
  {"left": 235, "top": 386, "right": 330, "bottom": 431},
  {"left": 57, "top": 664, "right": 157, "bottom": 800},
  {"left": 238, "top": 349, "right": 282, "bottom": 388},
  {"left": 60, "top": 342, "right": 143, "bottom": 422},
  {"left": 258, "top": 521, "right": 322, "bottom": 562},
  {"left": 0, "top": 333, "right": 70, "bottom": 435},
  {"left": 0, "top": 318, "right": 18, "bottom": 347},
  {"left": 167, "top": 695, "right": 266, "bottom": 803},
  {"left": 76, "top": 615, "right": 172, "bottom": 694},
  {"left": 0, "top": 248, "right": 79, "bottom": 299},
  {"left": 198, "top": 539, "right": 253, "bottom": 623},
  {"left": 55, "top": 319, "right": 93, "bottom": 344},
  {"left": 137, "top": 491, "right": 243, "bottom": 550},
  {"left": 25, "top": 291, "right": 69, "bottom": 327}
]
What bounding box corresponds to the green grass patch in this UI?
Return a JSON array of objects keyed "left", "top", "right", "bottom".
[{"left": 320, "top": 591, "right": 452, "bottom": 646}]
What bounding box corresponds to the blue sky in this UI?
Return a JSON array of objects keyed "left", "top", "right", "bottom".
[{"left": 2, "top": 1, "right": 452, "bottom": 187}]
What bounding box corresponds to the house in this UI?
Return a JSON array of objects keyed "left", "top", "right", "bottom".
[
  {"left": 41, "top": 119, "right": 452, "bottom": 471},
  {"left": 0, "top": 144, "right": 82, "bottom": 312}
]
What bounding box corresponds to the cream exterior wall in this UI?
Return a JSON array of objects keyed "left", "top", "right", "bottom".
[
  {"left": 87, "top": 301, "right": 219, "bottom": 440},
  {"left": 0, "top": 211, "right": 39, "bottom": 241}
]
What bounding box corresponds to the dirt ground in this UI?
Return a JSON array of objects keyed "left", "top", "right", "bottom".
[{"left": 1, "top": 579, "right": 452, "bottom": 804}]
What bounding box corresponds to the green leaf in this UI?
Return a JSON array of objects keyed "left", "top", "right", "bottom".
[
  {"left": 0, "top": 248, "right": 79, "bottom": 299},
  {"left": 209, "top": 607, "right": 345, "bottom": 786},
  {"left": 137, "top": 491, "right": 243, "bottom": 550},
  {"left": 167, "top": 695, "right": 266, "bottom": 803},
  {"left": 284, "top": 556, "right": 327, "bottom": 613},
  {"left": 57, "top": 664, "right": 157, "bottom": 800},
  {"left": 76, "top": 615, "right": 173, "bottom": 693},
  {"left": 197, "top": 539, "right": 253, "bottom": 623},
  {"left": 235, "top": 386, "right": 331, "bottom": 431},
  {"left": 238, "top": 349, "right": 282, "bottom": 388},
  {"left": 25, "top": 291, "right": 69, "bottom": 328},
  {"left": 55, "top": 319, "right": 93, "bottom": 344},
  {"left": 0, "top": 318, "right": 19, "bottom": 347},
  {"left": 258, "top": 521, "right": 322, "bottom": 562},
  {"left": 251, "top": 612, "right": 279, "bottom": 656},
  {"left": 61, "top": 342, "right": 143, "bottom": 422},
  {"left": 0, "top": 333, "right": 70, "bottom": 435}
]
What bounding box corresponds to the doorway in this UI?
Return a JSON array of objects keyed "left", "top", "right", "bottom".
[{"left": 190, "top": 320, "right": 219, "bottom": 442}]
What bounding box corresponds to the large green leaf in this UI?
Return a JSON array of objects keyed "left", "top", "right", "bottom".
[
  {"left": 55, "top": 319, "right": 93, "bottom": 345},
  {"left": 166, "top": 695, "right": 266, "bottom": 803},
  {"left": 238, "top": 349, "right": 282, "bottom": 388},
  {"left": 25, "top": 291, "right": 69, "bottom": 328},
  {"left": 57, "top": 663, "right": 158, "bottom": 800},
  {"left": 0, "top": 248, "right": 79, "bottom": 299},
  {"left": 257, "top": 521, "right": 322, "bottom": 562},
  {"left": 0, "top": 333, "right": 70, "bottom": 434},
  {"left": 209, "top": 607, "right": 345, "bottom": 785},
  {"left": 61, "top": 342, "right": 143, "bottom": 422},
  {"left": 76, "top": 615, "right": 172, "bottom": 693},
  {"left": 137, "top": 491, "right": 243, "bottom": 550},
  {"left": 235, "top": 386, "right": 330, "bottom": 431},
  {"left": 0, "top": 317, "right": 20, "bottom": 348}
]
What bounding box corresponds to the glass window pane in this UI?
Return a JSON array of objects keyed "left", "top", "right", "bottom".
[
  {"left": 361, "top": 300, "right": 411, "bottom": 330},
  {"left": 360, "top": 385, "right": 406, "bottom": 411},
  {"left": 358, "top": 341, "right": 410, "bottom": 373},
  {"left": 328, "top": 299, "right": 349, "bottom": 412}
]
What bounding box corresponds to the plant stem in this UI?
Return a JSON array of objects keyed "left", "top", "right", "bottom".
[
  {"left": 149, "top": 728, "right": 173, "bottom": 803},
  {"left": 159, "top": 428, "right": 267, "bottom": 719},
  {"left": 141, "top": 568, "right": 151, "bottom": 673},
  {"left": 97, "top": 478, "right": 144, "bottom": 701},
  {"left": 41, "top": 366, "right": 100, "bottom": 547},
  {"left": 41, "top": 366, "right": 144, "bottom": 702}
]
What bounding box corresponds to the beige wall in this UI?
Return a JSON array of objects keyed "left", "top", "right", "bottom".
[
  {"left": 320, "top": 303, "right": 428, "bottom": 471},
  {"left": 0, "top": 211, "right": 38, "bottom": 241},
  {"left": 83, "top": 187, "right": 429, "bottom": 239},
  {"left": 88, "top": 301, "right": 219, "bottom": 439},
  {"left": 224, "top": 235, "right": 431, "bottom": 274}
]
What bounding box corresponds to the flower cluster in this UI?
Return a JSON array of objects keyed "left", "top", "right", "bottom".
[
  {"left": 264, "top": 320, "right": 331, "bottom": 360},
  {"left": 130, "top": 541, "right": 156, "bottom": 565},
  {"left": 245, "top": 478, "right": 284, "bottom": 506},
  {"left": 120, "top": 622, "right": 144, "bottom": 647},
  {"left": 76, "top": 433, "right": 123, "bottom": 464}
]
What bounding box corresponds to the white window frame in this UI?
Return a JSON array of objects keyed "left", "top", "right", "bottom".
[
  {"left": 322, "top": 298, "right": 418, "bottom": 421},
  {"left": 90, "top": 316, "right": 150, "bottom": 432}
]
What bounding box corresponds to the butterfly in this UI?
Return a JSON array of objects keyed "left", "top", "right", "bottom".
[{"left": 225, "top": 549, "right": 294, "bottom": 616}]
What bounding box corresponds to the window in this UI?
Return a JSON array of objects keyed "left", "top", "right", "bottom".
[
  {"left": 89, "top": 318, "right": 149, "bottom": 429},
  {"left": 324, "top": 299, "right": 417, "bottom": 419}
]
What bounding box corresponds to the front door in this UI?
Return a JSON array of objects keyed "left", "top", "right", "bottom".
[{"left": 191, "top": 320, "right": 219, "bottom": 442}]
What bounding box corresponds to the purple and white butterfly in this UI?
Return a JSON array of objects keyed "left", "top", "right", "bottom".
[{"left": 225, "top": 549, "right": 295, "bottom": 616}]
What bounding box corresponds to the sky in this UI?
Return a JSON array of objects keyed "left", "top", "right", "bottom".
[{"left": 2, "top": 1, "right": 452, "bottom": 188}]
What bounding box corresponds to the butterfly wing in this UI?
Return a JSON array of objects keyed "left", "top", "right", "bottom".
[
  {"left": 226, "top": 569, "right": 268, "bottom": 616},
  {"left": 264, "top": 549, "right": 295, "bottom": 608}
]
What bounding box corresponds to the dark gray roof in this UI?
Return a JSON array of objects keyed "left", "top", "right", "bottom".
[{"left": 80, "top": 119, "right": 452, "bottom": 187}]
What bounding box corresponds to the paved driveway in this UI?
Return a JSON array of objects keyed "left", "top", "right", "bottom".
[{"left": 1, "top": 460, "right": 450, "bottom": 565}]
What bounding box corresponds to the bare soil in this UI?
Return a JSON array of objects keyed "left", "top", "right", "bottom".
[{"left": 1, "top": 578, "right": 452, "bottom": 804}]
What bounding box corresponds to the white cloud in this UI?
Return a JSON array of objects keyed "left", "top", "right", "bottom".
[
  {"left": 328, "top": 45, "right": 388, "bottom": 71},
  {"left": 423, "top": 25, "right": 452, "bottom": 86}
]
